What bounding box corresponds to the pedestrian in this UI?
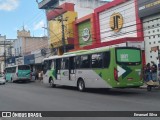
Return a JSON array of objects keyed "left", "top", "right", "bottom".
[
  {"left": 158, "top": 59, "right": 160, "bottom": 83},
  {"left": 145, "top": 63, "right": 152, "bottom": 82},
  {"left": 38, "top": 70, "right": 43, "bottom": 82},
  {"left": 151, "top": 61, "right": 157, "bottom": 82},
  {"left": 35, "top": 70, "right": 38, "bottom": 80}
]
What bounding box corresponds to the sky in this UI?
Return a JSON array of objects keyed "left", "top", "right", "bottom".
[
  {"left": 0, "top": 0, "right": 112, "bottom": 39},
  {"left": 0, "top": 0, "right": 47, "bottom": 39}
]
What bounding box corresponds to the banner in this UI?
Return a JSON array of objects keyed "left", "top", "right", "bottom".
[{"left": 0, "top": 111, "right": 160, "bottom": 117}]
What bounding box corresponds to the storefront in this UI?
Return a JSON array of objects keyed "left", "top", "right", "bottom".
[
  {"left": 6, "top": 56, "right": 18, "bottom": 67},
  {"left": 74, "top": 0, "right": 143, "bottom": 49},
  {"left": 74, "top": 13, "right": 96, "bottom": 50},
  {"left": 138, "top": 0, "right": 160, "bottom": 64}
]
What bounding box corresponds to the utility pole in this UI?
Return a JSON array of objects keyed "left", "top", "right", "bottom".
[
  {"left": 57, "top": 15, "right": 67, "bottom": 53},
  {"left": 4, "top": 40, "right": 6, "bottom": 67}
]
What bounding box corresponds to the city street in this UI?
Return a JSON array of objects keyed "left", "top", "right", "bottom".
[
  {"left": 0, "top": 81, "right": 160, "bottom": 111},
  {"left": 0, "top": 81, "right": 160, "bottom": 120}
]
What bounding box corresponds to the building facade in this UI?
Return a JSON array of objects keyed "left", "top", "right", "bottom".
[
  {"left": 38, "top": 0, "right": 109, "bottom": 54},
  {"left": 14, "top": 29, "right": 48, "bottom": 56},
  {"left": 0, "top": 34, "right": 15, "bottom": 72},
  {"left": 137, "top": 0, "right": 160, "bottom": 64}
]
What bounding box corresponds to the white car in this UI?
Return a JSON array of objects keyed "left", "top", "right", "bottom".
[{"left": 0, "top": 74, "right": 6, "bottom": 85}]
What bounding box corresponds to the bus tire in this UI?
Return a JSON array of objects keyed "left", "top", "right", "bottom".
[
  {"left": 77, "top": 79, "right": 85, "bottom": 92},
  {"left": 49, "top": 78, "right": 56, "bottom": 88}
]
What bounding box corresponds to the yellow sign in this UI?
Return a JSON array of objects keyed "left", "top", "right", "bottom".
[{"left": 110, "top": 13, "right": 123, "bottom": 32}]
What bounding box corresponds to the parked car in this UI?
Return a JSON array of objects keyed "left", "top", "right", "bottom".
[{"left": 0, "top": 73, "right": 6, "bottom": 85}]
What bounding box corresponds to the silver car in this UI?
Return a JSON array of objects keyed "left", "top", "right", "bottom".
[{"left": 0, "top": 74, "right": 6, "bottom": 85}]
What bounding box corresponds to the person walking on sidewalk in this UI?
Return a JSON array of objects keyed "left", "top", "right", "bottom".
[
  {"left": 145, "top": 63, "right": 152, "bottom": 82},
  {"left": 151, "top": 61, "right": 157, "bottom": 82}
]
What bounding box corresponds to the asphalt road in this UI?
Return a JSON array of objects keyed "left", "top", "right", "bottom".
[{"left": 0, "top": 81, "right": 160, "bottom": 120}]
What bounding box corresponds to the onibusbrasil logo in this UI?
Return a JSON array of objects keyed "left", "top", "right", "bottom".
[{"left": 82, "top": 28, "right": 90, "bottom": 41}]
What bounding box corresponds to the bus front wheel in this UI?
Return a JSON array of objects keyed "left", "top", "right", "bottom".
[
  {"left": 49, "top": 78, "right": 56, "bottom": 88},
  {"left": 77, "top": 79, "right": 85, "bottom": 92}
]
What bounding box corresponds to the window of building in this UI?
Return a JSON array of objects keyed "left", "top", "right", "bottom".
[
  {"left": 20, "top": 47, "right": 21, "bottom": 55},
  {"left": 15, "top": 49, "right": 16, "bottom": 55},
  {"left": 17, "top": 48, "right": 19, "bottom": 55}
]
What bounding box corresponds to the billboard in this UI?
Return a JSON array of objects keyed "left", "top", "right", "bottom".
[{"left": 138, "top": 0, "right": 160, "bottom": 18}]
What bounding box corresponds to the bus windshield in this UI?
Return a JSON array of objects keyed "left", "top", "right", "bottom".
[
  {"left": 116, "top": 48, "right": 141, "bottom": 65},
  {"left": 18, "top": 65, "right": 30, "bottom": 70}
]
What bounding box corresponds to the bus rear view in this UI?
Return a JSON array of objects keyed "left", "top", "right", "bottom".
[
  {"left": 17, "top": 65, "right": 31, "bottom": 82},
  {"left": 113, "top": 47, "right": 143, "bottom": 88}
]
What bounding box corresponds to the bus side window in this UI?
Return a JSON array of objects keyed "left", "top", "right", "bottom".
[
  {"left": 56, "top": 59, "right": 61, "bottom": 70},
  {"left": 51, "top": 60, "right": 55, "bottom": 69},
  {"left": 61, "top": 58, "right": 69, "bottom": 69},
  {"left": 103, "top": 51, "right": 110, "bottom": 68},
  {"left": 80, "top": 55, "right": 90, "bottom": 68},
  {"left": 91, "top": 53, "right": 103, "bottom": 68},
  {"left": 75, "top": 56, "right": 81, "bottom": 69},
  {"left": 69, "top": 57, "right": 75, "bottom": 69}
]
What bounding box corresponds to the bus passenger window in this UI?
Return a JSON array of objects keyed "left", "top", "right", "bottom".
[
  {"left": 61, "top": 58, "right": 69, "bottom": 69},
  {"left": 75, "top": 56, "right": 81, "bottom": 69},
  {"left": 56, "top": 59, "right": 61, "bottom": 70},
  {"left": 103, "top": 51, "right": 110, "bottom": 68},
  {"left": 69, "top": 57, "right": 75, "bottom": 69},
  {"left": 80, "top": 55, "right": 90, "bottom": 68},
  {"left": 91, "top": 53, "right": 103, "bottom": 68}
]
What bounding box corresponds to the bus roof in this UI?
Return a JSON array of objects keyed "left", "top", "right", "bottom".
[
  {"left": 43, "top": 47, "right": 112, "bottom": 61},
  {"left": 5, "top": 64, "right": 30, "bottom": 69},
  {"left": 43, "top": 47, "right": 140, "bottom": 61}
]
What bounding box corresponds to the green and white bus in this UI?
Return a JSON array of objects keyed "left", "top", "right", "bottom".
[
  {"left": 5, "top": 65, "right": 31, "bottom": 82},
  {"left": 43, "top": 47, "right": 143, "bottom": 91}
]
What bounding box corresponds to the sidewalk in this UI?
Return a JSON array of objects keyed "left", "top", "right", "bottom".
[{"left": 139, "top": 83, "right": 160, "bottom": 90}]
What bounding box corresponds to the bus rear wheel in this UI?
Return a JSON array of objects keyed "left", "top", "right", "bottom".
[
  {"left": 77, "top": 79, "right": 85, "bottom": 92},
  {"left": 49, "top": 78, "right": 56, "bottom": 88}
]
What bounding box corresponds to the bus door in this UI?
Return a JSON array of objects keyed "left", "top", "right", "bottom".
[
  {"left": 56, "top": 59, "right": 61, "bottom": 80},
  {"left": 69, "top": 57, "right": 76, "bottom": 81},
  {"left": 12, "top": 67, "right": 17, "bottom": 80}
]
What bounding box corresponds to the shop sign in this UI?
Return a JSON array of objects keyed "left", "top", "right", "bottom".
[
  {"left": 82, "top": 28, "right": 90, "bottom": 41},
  {"left": 138, "top": 0, "right": 160, "bottom": 18},
  {"left": 110, "top": 12, "right": 123, "bottom": 32}
]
